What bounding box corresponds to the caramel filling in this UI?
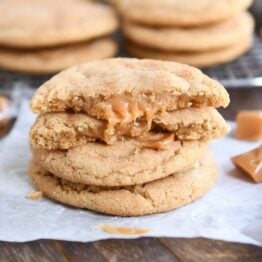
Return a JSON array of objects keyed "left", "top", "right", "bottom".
[
  {"left": 137, "top": 133, "right": 174, "bottom": 150},
  {"left": 98, "top": 120, "right": 149, "bottom": 145},
  {"left": 95, "top": 93, "right": 175, "bottom": 134},
  {"left": 79, "top": 120, "right": 174, "bottom": 150}
]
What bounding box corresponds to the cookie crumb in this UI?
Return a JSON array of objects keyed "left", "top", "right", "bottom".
[
  {"left": 99, "top": 224, "right": 151, "bottom": 235},
  {"left": 26, "top": 191, "right": 43, "bottom": 200}
]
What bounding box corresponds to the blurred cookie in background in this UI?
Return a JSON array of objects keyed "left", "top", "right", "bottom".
[
  {"left": 113, "top": 0, "right": 253, "bottom": 27},
  {"left": 123, "top": 12, "right": 253, "bottom": 52},
  {"left": 0, "top": 0, "right": 118, "bottom": 49},
  {"left": 115, "top": 0, "right": 254, "bottom": 67},
  {"left": 0, "top": 0, "right": 119, "bottom": 74},
  {"left": 0, "top": 38, "right": 117, "bottom": 74},
  {"left": 125, "top": 34, "right": 252, "bottom": 68}
]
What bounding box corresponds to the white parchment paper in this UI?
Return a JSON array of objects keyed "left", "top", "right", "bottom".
[{"left": 0, "top": 100, "right": 261, "bottom": 245}]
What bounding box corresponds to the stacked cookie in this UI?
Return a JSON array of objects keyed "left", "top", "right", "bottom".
[
  {"left": 114, "top": 0, "right": 254, "bottom": 67},
  {"left": 29, "top": 58, "right": 230, "bottom": 216},
  {"left": 0, "top": 0, "right": 118, "bottom": 74}
]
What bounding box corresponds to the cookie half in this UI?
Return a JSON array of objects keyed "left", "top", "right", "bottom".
[
  {"left": 30, "top": 58, "right": 229, "bottom": 127},
  {"left": 126, "top": 36, "right": 252, "bottom": 68},
  {"left": 123, "top": 12, "right": 254, "bottom": 52},
  {"left": 32, "top": 139, "right": 209, "bottom": 187},
  {"left": 0, "top": 0, "right": 118, "bottom": 48},
  {"left": 30, "top": 108, "right": 229, "bottom": 150},
  {"left": 0, "top": 38, "right": 117, "bottom": 74},
  {"left": 29, "top": 153, "right": 217, "bottom": 216},
  {"left": 115, "top": 0, "right": 252, "bottom": 27}
]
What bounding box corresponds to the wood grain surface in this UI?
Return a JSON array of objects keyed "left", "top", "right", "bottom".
[{"left": 1, "top": 238, "right": 262, "bottom": 262}]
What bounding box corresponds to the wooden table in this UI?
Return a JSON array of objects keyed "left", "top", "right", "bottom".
[{"left": 0, "top": 88, "right": 262, "bottom": 262}]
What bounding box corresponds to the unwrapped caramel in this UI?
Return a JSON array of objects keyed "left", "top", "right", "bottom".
[
  {"left": 0, "top": 96, "right": 12, "bottom": 138},
  {"left": 231, "top": 145, "right": 262, "bottom": 183},
  {"left": 235, "top": 110, "right": 262, "bottom": 141},
  {"left": 0, "top": 96, "right": 9, "bottom": 119}
]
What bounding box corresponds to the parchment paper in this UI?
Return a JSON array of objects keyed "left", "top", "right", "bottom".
[{"left": 0, "top": 100, "right": 261, "bottom": 245}]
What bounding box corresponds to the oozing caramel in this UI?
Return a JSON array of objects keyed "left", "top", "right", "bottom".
[
  {"left": 137, "top": 133, "right": 174, "bottom": 150},
  {"left": 97, "top": 120, "right": 148, "bottom": 145},
  {"left": 95, "top": 93, "right": 175, "bottom": 134}
]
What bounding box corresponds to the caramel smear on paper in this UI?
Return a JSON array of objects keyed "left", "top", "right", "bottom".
[
  {"left": 99, "top": 224, "right": 151, "bottom": 235},
  {"left": 26, "top": 191, "right": 43, "bottom": 200}
]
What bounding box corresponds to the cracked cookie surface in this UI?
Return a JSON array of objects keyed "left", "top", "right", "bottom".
[
  {"left": 32, "top": 139, "right": 209, "bottom": 187},
  {"left": 29, "top": 153, "right": 217, "bottom": 216}
]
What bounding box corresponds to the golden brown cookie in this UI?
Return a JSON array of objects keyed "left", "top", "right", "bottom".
[
  {"left": 0, "top": 38, "right": 117, "bottom": 74},
  {"left": 115, "top": 0, "right": 253, "bottom": 27},
  {"left": 123, "top": 12, "right": 254, "bottom": 52},
  {"left": 0, "top": 0, "right": 118, "bottom": 48},
  {"left": 30, "top": 58, "right": 229, "bottom": 130},
  {"left": 32, "top": 139, "right": 209, "bottom": 187},
  {"left": 126, "top": 36, "right": 252, "bottom": 68},
  {"left": 30, "top": 108, "right": 229, "bottom": 150},
  {"left": 29, "top": 153, "right": 217, "bottom": 216}
]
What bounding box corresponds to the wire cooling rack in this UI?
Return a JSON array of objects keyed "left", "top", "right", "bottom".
[
  {"left": 204, "top": 36, "right": 262, "bottom": 88},
  {"left": 0, "top": 36, "right": 262, "bottom": 90}
]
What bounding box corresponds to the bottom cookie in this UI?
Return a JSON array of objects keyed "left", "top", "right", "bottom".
[
  {"left": 29, "top": 153, "right": 217, "bottom": 216},
  {"left": 126, "top": 36, "right": 252, "bottom": 68}
]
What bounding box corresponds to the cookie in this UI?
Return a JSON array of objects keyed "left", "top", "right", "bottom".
[
  {"left": 0, "top": 38, "right": 117, "bottom": 74},
  {"left": 126, "top": 36, "right": 252, "bottom": 68},
  {"left": 30, "top": 108, "right": 229, "bottom": 150},
  {"left": 30, "top": 58, "right": 229, "bottom": 129},
  {"left": 32, "top": 139, "right": 209, "bottom": 187},
  {"left": 0, "top": 0, "right": 118, "bottom": 48},
  {"left": 123, "top": 12, "right": 254, "bottom": 52},
  {"left": 115, "top": 0, "right": 253, "bottom": 27},
  {"left": 29, "top": 153, "right": 217, "bottom": 216},
  {"left": 154, "top": 108, "right": 230, "bottom": 139}
]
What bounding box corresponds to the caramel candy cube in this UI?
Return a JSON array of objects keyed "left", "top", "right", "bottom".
[
  {"left": 0, "top": 96, "right": 10, "bottom": 118},
  {"left": 235, "top": 110, "right": 262, "bottom": 141},
  {"left": 231, "top": 145, "right": 262, "bottom": 183}
]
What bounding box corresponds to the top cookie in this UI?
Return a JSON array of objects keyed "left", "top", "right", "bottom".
[
  {"left": 115, "top": 0, "right": 253, "bottom": 27},
  {"left": 31, "top": 58, "right": 229, "bottom": 127},
  {"left": 0, "top": 0, "right": 118, "bottom": 48}
]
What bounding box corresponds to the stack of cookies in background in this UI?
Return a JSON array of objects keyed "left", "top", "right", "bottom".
[
  {"left": 0, "top": 0, "right": 118, "bottom": 74},
  {"left": 113, "top": 0, "right": 254, "bottom": 67},
  {"left": 28, "top": 58, "right": 230, "bottom": 216}
]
